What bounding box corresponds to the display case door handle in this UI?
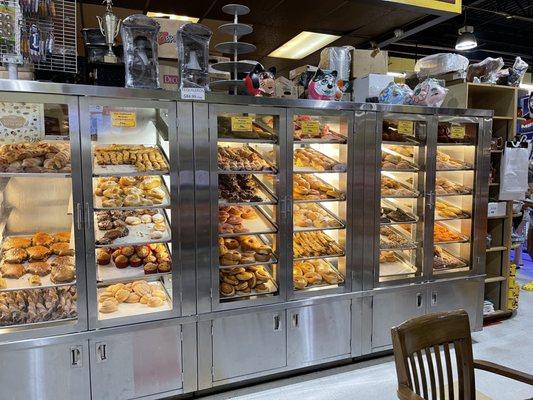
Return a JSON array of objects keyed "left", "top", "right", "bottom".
[
  {"left": 280, "top": 198, "right": 286, "bottom": 216},
  {"left": 426, "top": 191, "right": 435, "bottom": 210},
  {"left": 416, "top": 293, "right": 423, "bottom": 308},
  {"left": 70, "top": 346, "right": 82, "bottom": 367},
  {"left": 85, "top": 203, "right": 91, "bottom": 229},
  {"left": 75, "top": 203, "right": 82, "bottom": 231},
  {"left": 292, "top": 313, "right": 299, "bottom": 328},
  {"left": 432, "top": 291, "right": 438, "bottom": 306},
  {"left": 96, "top": 342, "right": 107, "bottom": 362},
  {"left": 273, "top": 314, "right": 281, "bottom": 331}
]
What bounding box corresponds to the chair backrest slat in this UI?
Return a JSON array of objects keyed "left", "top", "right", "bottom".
[
  {"left": 424, "top": 347, "right": 437, "bottom": 400},
  {"left": 417, "top": 350, "right": 429, "bottom": 398},
  {"left": 433, "top": 344, "right": 446, "bottom": 400},
  {"left": 409, "top": 353, "right": 421, "bottom": 395},
  {"left": 443, "top": 342, "right": 454, "bottom": 400},
  {"left": 454, "top": 340, "right": 465, "bottom": 399}
]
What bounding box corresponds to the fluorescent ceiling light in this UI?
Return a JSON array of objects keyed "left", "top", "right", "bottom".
[
  {"left": 147, "top": 12, "right": 199, "bottom": 23},
  {"left": 268, "top": 31, "right": 341, "bottom": 60},
  {"left": 387, "top": 72, "right": 406, "bottom": 78},
  {"left": 455, "top": 26, "right": 477, "bottom": 51}
]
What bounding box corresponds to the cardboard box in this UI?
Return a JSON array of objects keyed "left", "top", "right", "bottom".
[
  {"left": 289, "top": 65, "right": 317, "bottom": 81},
  {"left": 275, "top": 77, "right": 298, "bottom": 99},
  {"left": 353, "top": 74, "right": 393, "bottom": 102},
  {"left": 154, "top": 18, "right": 187, "bottom": 59},
  {"left": 487, "top": 202, "right": 507, "bottom": 217},
  {"left": 351, "top": 49, "right": 388, "bottom": 79},
  {"left": 159, "top": 60, "right": 179, "bottom": 91}
]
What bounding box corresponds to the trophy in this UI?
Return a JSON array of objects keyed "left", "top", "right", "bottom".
[{"left": 96, "top": 0, "right": 121, "bottom": 63}]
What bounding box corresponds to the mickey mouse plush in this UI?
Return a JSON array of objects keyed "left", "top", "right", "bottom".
[{"left": 244, "top": 63, "right": 276, "bottom": 97}]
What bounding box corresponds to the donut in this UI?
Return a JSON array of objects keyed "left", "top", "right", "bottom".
[
  {"left": 239, "top": 236, "right": 259, "bottom": 251},
  {"left": 304, "top": 271, "right": 322, "bottom": 285},
  {"left": 293, "top": 276, "right": 307, "bottom": 290},
  {"left": 300, "top": 262, "right": 315, "bottom": 274},
  {"left": 240, "top": 251, "right": 256, "bottom": 264},
  {"left": 223, "top": 275, "right": 239, "bottom": 285},
  {"left": 220, "top": 283, "right": 235, "bottom": 297},
  {"left": 227, "top": 216, "right": 242, "bottom": 225},
  {"left": 255, "top": 283, "right": 270, "bottom": 293},
  {"left": 224, "top": 238, "right": 239, "bottom": 250},
  {"left": 236, "top": 271, "right": 253, "bottom": 281},
  {"left": 227, "top": 267, "right": 245, "bottom": 275},
  {"left": 241, "top": 207, "right": 257, "bottom": 219},
  {"left": 227, "top": 206, "right": 242, "bottom": 216},
  {"left": 254, "top": 247, "right": 272, "bottom": 261},
  {"left": 293, "top": 265, "right": 303, "bottom": 277},
  {"left": 322, "top": 271, "right": 340, "bottom": 285},
  {"left": 220, "top": 250, "right": 241, "bottom": 266},
  {"left": 254, "top": 268, "right": 270, "bottom": 281}
]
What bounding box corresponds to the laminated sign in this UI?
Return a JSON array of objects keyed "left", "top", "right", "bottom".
[
  {"left": 397, "top": 120, "right": 414, "bottom": 135},
  {"left": 0, "top": 102, "right": 44, "bottom": 142},
  {"left": 231, "top": 116, "right": 253, "bottom": 132},
  {"left": 300, "top": 121, "right": 321, "bottom": 137},
  {"left": 111, "top": 111, "right": 137, "bottom": 128},
  {"left": 450, "top": 126, "right": 466, "bottom": 139}
]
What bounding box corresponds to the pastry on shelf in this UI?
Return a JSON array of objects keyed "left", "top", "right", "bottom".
[
  {"left": 0, "top": 286, "right": 77, "bottom": 326},
  {"left": 388, "top": 145, "right": 414, "bottom": 158},
  {"left": 0, "top": 141, "right": 71, "bottom": 173},
  {"left": 433, "top": 224, "right": 467, "bottom": 243},
  {"left": 98, "top": 280, "right": 168, "bottom": 313},
  {"left": 435, "top": 177, "right": 472, "bottom": 195},
  {"left": 219, "top": 265, "right": 274, "bottom": 297},
  {"left": 435, "top": 201, "right": 470, "bottom": 219},
  {"left": 436, "top": 151, "right": 472, "bottom": 170},
  {"left": 217, "top": 146, "right": 274, "bottom": 172},
  {"left": 381, "top": 177, "right": 418, "bottom": 197},
  {"left": 293, "top": 174, "right": 345, "bottom": 200},
  {"left": 293, "top": 203, "right": 342, "bottom": 228},
  {"left": 293, "top": 231, "right": 344, "bottom": 258},
  {"left": 380, "top": 226, "right": 415, "bottom": 249},
  {"left": 94, "top": 176, "right": 167, "bottom": 208},
  {"left": 218, "top": 205, "right": 259, "bottom": 234},
  {"left": 0, "top": 262, "right": 25, "bottom": 279},
  {"left": 382, "top": 121, "right": 418, "bottom": 142},
  {"left": 381, "top": 152, "right": 417, "bottom": 170},
  {"left": 380, "top": 206, "right": 416, "bottom": 223},
  {"left": 293, "top": 116, "right": 346, "bottom": 141},
  {"left": 219, "top": 174, "right": 266, "bottom": 203},
  {"left": 437, "top": 123, "right": 476, "bottom": 144},
  {"left": 293, "top": 259, "right": 344, "bottom": 289},
  {"left": 94, "top": 145, "right": 169, "bottom": 172},
  {"left": 97, "top": 243, "right": 171, "bottom": 275},
  {"left": 218, "top": 236, "right": 273, "bottom": 266},
  {"left": 379, "top": 251, "right": 397, "bottom": 263},
  {"left": 433, "top": 246, "right": 466, "bottom": 270},
  {"left": 294, "top": 148, "right": 346, "bottom": 171}
]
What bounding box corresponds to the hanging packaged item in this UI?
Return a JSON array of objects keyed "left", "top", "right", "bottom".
[
  {"left": 411, "top": 78, "right": 448, "bottom": 107},
  {"left": 499, "top": 136, "right": 530, "bottom": 201},
  {"left": 319, "top": 46, "right": 353, "bottom": 82},
  {"left": 121, "top": 14, "right": 160, "bottom": 89},
  {"left": 378, "top": 82, "right": 413, "bottom": 105},
  {"left": 466, "top": 57, "right": 504, "bottom": 84},
  {"left": 415, "top": 53, "right": 469, "bottom": 78},
  {"left": 176, "top": 23, "right": 212, "bottom": 93}
]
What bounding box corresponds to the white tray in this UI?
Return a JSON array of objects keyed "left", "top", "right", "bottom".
[
  {"left": 98, "top": 281, "right": 172, "bottom": 320},
  {"left": 93, "top": 178, "right": 171, "bottom": 210},
  {"left": 219, "top": 208, "right": 277, "bottom": 237}
]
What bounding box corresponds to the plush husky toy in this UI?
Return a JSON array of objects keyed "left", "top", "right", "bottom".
[
  {"left": 307, "top": 69, "right": 343, "bottom": 101},
  {"left": 244, "top": 63, "right": 276, "bottom": 97}
]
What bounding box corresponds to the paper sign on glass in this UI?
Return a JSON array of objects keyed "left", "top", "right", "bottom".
[
  {"left": 231, "top": 116, "right": 253, "bottom": 132},
  {"left": 300, "top": 120, "right": 321, "bottom": 136},
  {"left": 397, "top": 120, "right": 414, "bottom": 135},
  {"left": 450, "top": 126, "right": 466, "bottom": 139},
  {"left": 110, "top": 111, "right": 137, "bottom": 128}
]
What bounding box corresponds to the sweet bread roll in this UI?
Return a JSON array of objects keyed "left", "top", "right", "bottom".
[
  {"left": 103, "top": 187, "right": 123, "bottom": 199},
  {"left": 240, "top": 252, "right": 256, "bottom": 264},
  {"left": 50, "top": 265, "right": 76, "bottom": 283},
  {"left": 102, "top": 198, "right": 123, "bottom": 208},
  {"left": 255, "top": 283, "right": 270, "bottom": 293},
  {"left": 254, "top": 246, "right": 272, "bottom": 261},
  {"left": 222, "top": 274, "right": 239, "bottom": 285},
  {"left": 54, "top": 231, "right": 71, "bottom": 243},
  {"left": 114, "top": 288, "right": 130, "bottom": 303},
  {"left": 322, "top": 271, "right": 340, "bottom": 285},
  {"left": 293, "top": 276, "right": 307, "bottom": 289},
  {"left": 31, "top": 232, "right": 54, "bottom": 247},
  {"left": 123, "top": 194, "right": 142, "bottom": 206},
  {"left": 26, "top": 261, "right": 51, "bottom": 276},
  {"left": 220, "top": 250, "right": 241, "bottom": 266},
  {"left": 99, "top": 298, "right": 119, "bottom": 313},
  {"left": 51, "top": 255, "right": 74, "bottom": 268},
  {"left": 220, "top": 283, "right": 235, "bottom": 297},
  {"left": 4, "top": 248, "right": 28, "bottom": 263},
  {"left": 148, "top": 297, "right": 164, "bottom": 307},
  {"left": 50, "top": 242, "right": 74, "bottom": 256},
  {"left": 224, "top": 239, "right": 239, "bottom": 250},
  {"left": 151, "top": 289, "right": 167, "bottom": 300},
  {"left": 140, "top": 177, "right": 160, "bottom": 190},
  {"left": 0, "top": 263, "right": 25, "bottom": 279},
  {"left": 254, "top": 267, "right": 270, "bottom": 282},
  {"left": 146, "top": 187, "right": 165, "bottom": 200},
  {"left": 125, "top": 292, "right": 141, "bottom": 303},
  {"left": 118, "top": 176, "right": 136, "bottom": 187},
  {"left": 125, "top": 216, "right": 142, "bottom": 225},
  {"left": 132, "top": 282, "right": 152, "bottom": 297},
  {"left": 304, "top": 272, "right": 322, "bottom": 285},
  {"left": 2, "top": 237, "right": 31, "bottom": 250}
]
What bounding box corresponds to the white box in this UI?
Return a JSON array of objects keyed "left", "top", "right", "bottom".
[
  {"left": 275, "top": 77, "right": 298, "bottom": 99},
  {"left": 488, "top": 202, "right": 507, "bottom": 217},
  {"left": 351, "top": 49, "right": 388, "bottom": 78},
  {"left": 153, "top": 18, "right": 187, "bottom": 59},
  {"left": 353, "top": 74, "right": 394, "bottom": 102}
]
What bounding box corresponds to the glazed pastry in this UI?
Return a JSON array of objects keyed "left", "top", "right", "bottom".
[
  {"left": 224, "top": 239, "right": 239, "bottom": 250},
  {"left": 50, "top": 265, "right": 76, "bottom": 283},
  {"left": 148, "top": 297, "right": 164, "bottom": 307},
  {"left": 220, "top": 250, "right": 241, "bottom": 266},
  {"left": 50, "top": 242, "right": 74, "bottom": 256},
  {"left": 0, "top": 277, "right": 6, "bottom": 289},
  {"left": 0, "top": 263, "right": 25, "bottom": 279},
  {"left": 32, "top": 232, "right": 54, "bottom": 247},
  {"left": 2, "top": 237, "right": 31, "bottom": 250},
  {"left": 114, "top": 288, "right": 130, "bottom": 303},
  {"left": 254, "top": 246, "right": 272, "bottom": 262},
  {"left": 292, "top": 231, "right": 344, "bottom": 258},
  {"left": 293, "top": 276, "right": 307, "bottom": 290},
  {"left": 28, "top": 274, "right": 42, "bottom": 286},
  {"left": 240, "top": 252, "right": 256, "bottom": 264},
  {"left": 151, "top": 214, "right": 165, "bottom": 224},
  {"left": 140, "top": 177, "right": 161, "bottom": 190},
  {"left": 220, "top": 282, "right": 235, "bottom": 297},
  {"left": 125, "top": 216, "right": 142, "bottom": 225},
  {"left": 51, "top": 256, "right": 75, "bottom": 268},
  {"left": 99, "top": 298, "right": 119, "bottom": 313},
  {"left": 294, "top": 148, "right": 346, "bottom": 171},
  {"left": 96, "top": 249, "right": 111, "bottom": 265},
  {"left": 25, "top": 261, "right": 51, "bottom": 276},
  {"left": 4, "top": 248, "right": 28, "bottom": 263}
]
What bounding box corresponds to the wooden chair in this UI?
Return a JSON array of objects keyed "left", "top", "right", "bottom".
[{"left": 391, "top": 310, "right": 533, "bottom": 400}]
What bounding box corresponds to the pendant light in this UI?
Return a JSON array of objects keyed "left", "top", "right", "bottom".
[{"left": 455, "top": 26, "right": 477, "bottom": 50}]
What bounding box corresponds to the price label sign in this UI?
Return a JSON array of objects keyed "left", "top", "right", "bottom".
[
  {"left": 231, "top": 116, "right": 253, "bottom": 132},
  {"left": 397, "top": 120, "right": 414, "bottom": 135},
  {"left": 181, "top": 87, "right": 205, "bottom": 100},
  {"left": 450, "top": 126, "right": 466, "bottom": 139},
  {"left": 300, "top": 120, "right": 321, "bottom": 136},
  {"left": 110, "top": 111, "right": 137, "bottom": 128}
]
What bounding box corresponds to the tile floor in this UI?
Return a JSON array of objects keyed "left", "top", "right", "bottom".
[{"left": 199, "top": 258, "right": 533, "bottom": 400}]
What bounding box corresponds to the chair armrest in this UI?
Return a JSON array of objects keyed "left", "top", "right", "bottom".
[
  {"left": 397, "top": 384, "right": 425, "bottom": 400},
  {"left": 474, "top": 359, "right": 533, "bottom": 385}
]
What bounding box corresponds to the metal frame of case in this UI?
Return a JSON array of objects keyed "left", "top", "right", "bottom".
[{"left": 0, "top": 80, "right": 492, "bottom": 400}]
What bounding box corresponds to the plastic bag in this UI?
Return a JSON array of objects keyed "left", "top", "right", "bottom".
[
  {"left": 378, "top": 82, "right": 413, "bottom": 105},
  {"left": 508, "top": 56, "right": 528, "bottom": 87},
  {"left": 467, "top": 57, "right": 504, "bottom": 83},
  {"left": 415, "top": 53, "right": 469, "bottom": 77},
  {"left": 176, "top": 23, "right": 212, "bottom": 91},
  {"left": 411, "top": 78, "right": 448, "bottom": 107},
  {"left": 319, "top": 46, "right": 353, "bottom": 82},
  {"left": 499, "top": 137, "right": 530, "bottom": 200}
]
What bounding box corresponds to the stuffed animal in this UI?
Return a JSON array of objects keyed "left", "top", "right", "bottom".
[
  {"left": 307, "top": 69, "right": 343, "bottom": 101},
  {"left": 244, "top": 63, "right": 276, "bottom": 97}
]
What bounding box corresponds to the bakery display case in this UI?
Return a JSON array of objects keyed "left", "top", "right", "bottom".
[
  {"left": 0, "top": 92, "right": 86, "bottom": 341},
  {"left": 80, "top": 97, "right": 180, "bottom": 328},
  {"left": 288, "top": 110, "right": 353, "bottom": 298},
  {"left": 376, "top": 115, "right": 428, "bottom": 285}
]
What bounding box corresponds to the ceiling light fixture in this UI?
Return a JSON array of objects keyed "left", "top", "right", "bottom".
[
  {"left": 146, "top": 12, "right": 199, "bottom": 23},
  {"left": 268, "top": 31, "right": 341, "bottom": 60},
  {"left": 455, "top": 26, "right": 477, "bottom": 51}
]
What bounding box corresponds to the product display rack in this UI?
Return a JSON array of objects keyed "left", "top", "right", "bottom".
[
  {"left": 0, "top": 80, "right": 491, "bottom": 400},
  {"left": 444, "top": 83, "right": 516, "bottom": 321}
]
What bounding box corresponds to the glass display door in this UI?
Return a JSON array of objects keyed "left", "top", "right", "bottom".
[
  {"left": 208, "top": 105, "right": 287, "bottom": 311},
  {"left": 288, "top": 109, "right": 353, "bottom": 298},
  {"left": 80, "top": 97, "right": 179, "bottom": 329},
  {"left": 375, "top": 114, "right": 429, "bottom": 286},
  {"left": 0, "top": 92, "right": 86, "bottom": 340}
]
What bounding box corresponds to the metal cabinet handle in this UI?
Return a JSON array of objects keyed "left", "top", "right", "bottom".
[
  {"left": 75, "top": 203, "right": 82, "bottom": 231},
  {"left": 85, "top": 203, "right": 92, "bottom": 229},
  {"left": 70, "top": 345, "right": 82, "bottom": 367},
  {"left": 96, "top": 342, "right": 107, "bottom": 362},
  {"left": 291, "top": 313, "right": 299, "bottom": 328},
  {"left": 432, "top": 291, "right": 438, "bottom": 306},
  {"left": 279, "top": 198, "right": 286, "bottom": 216},
  {"left": 416, "top": 293, "right": 423, "bottom": 308},
  {"left": 273, "top": 314, "right": 281, "bottom": 331},
  {"left": 426, "top": 191, "right": 435, "bottom": 210}
]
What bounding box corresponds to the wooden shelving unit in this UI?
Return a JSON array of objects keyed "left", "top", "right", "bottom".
[{"left": 443, "top": 82, "right": 518, "bottom": 323}]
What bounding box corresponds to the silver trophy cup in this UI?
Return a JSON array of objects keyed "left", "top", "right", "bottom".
[{"left": 96, "top": 0, "right": 121, "bottom": 63}]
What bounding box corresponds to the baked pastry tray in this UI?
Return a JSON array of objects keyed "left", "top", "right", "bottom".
[
  {"left": 381, "top": 176, "right": 420, "bottom": 199},
  {"left": 219, "top": 207, "right": 278, "bottom": 237},
  {"left": 293, "top": 252, "right": 345, "bottom": 262},
  {"left": 380, "top": 199, "right": 418, "bottom": 225},
  {"left": 293, "top": 175, "right": 346, "bottom": 203},
  {"left": 218, "top": 146, "right": 278, "bottom": 175},
  {"left": 435, "top": 188, "right": 473, "bottom": 197},
  {"left": 92, "top": 145, "right": 170, "bottom": 177},
  {"left": 381, "top": 136, "right": 422, "bottom": 146},
  {"left": 219, "top": 176, "right": 278, "bottom": 207},
  {"left": 219, "top": 234, "right": 277, "bottom": 269},
  {"left": 93, "top": 178, "right": 171, "bottom": 210},
  {"left": 293, "top": 125, "right": 347, "bottom": 144},
  {"left": 293, "top": 150, "right": 347, "bottom": 173},
  {"left": 434, "top": 223, "right": 470, "bottom": 244},
  {"left": 220, "top": 278, "right": 278, "bottom": 301},
  {"left": 433, "top": 247, "right": 468, "bottom": 273},
  {"left": 293, "top": 203, "right": 345, "bottom": 232},
  {"left": 98, "top": 281, "right": 172, "bottom": 321},
  {"left": 294, "top": 259, "right": 344, "bottom": 291},
  {"left": 380, "top": 225, "right": 418, "bottom": 250},
  {"left": 380, "top": 252, "right": 417, "bottom": 278},
  {"left": 435, "top": 201, "right": 471, "bottom": 221},
  {"left": 94, "top": 211, "right": 171, "bottom": 248},
  {"left": 218, "top": 120, "right": 277, "bottom": 143},
  {"left": 0, "top": 171, "right": 72, "bottom": 178}
]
